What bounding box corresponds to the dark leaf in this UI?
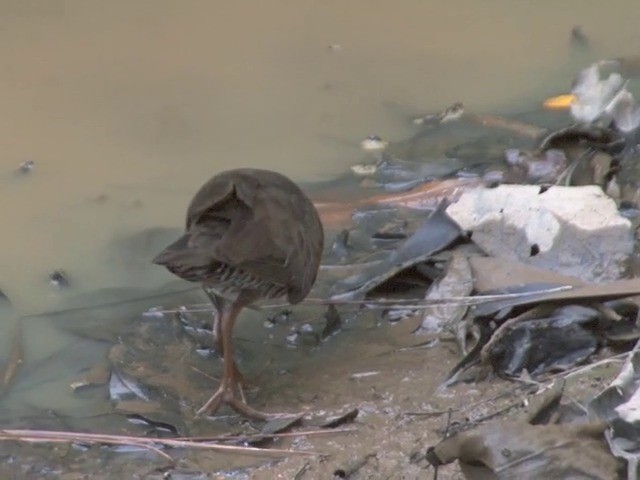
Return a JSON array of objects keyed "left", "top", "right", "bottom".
[{"left": 320, "top": 408, "right": 359, "bottom": 429}]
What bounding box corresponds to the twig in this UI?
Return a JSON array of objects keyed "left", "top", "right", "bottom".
[
  {"left": 294, "top": 462, "right": 311, "bottom": 480},
  {"left": 21, "top": 287, "right": 199, "bottom": 320},
  {"left": 174, "top": 427, "right": 357, "bottom": 442},
  {"left": 190, "top": 365, "right": 219, "bottom": 382},
  {"left": 465, "top": 112, "right": 546, "bottom": 139},
  {"left": 133, "top": 443, "right": 175, "bottom": 462},
  {"left": 542, "top": 353, "right": 629, "bottom": 384},
  {"left": 406, "top": 384, "right": 531, "bottom": 417},
  {"left": 1, "top": 322, "right": 23, "bottom": 388},
  {"left": 150, "top": 286, "right": 574, "bottom": 315},
  {"left": 444, "top": 399, "right": 524, "bottom": 436},
  {"left": 433, "top": 408, "right": 454, "bottom": 480},
  {"left": 304, "top": 286, "right": 573, "bottom": 307},
  {"left": 442, "top": 409, "right": 453, "bottom": 439},
  {"left": 0, "top": 429, "right": 316, "bottom": 459},
  {"left": 405, "top": 409, "right": 453, "bottom": 418},
  {"left": 471, "top": 400, "right": 525, "bottom": 424}
]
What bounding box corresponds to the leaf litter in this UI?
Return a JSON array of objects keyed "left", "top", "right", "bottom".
[{"left": 11, "top": 54, "right": 640, "bottom": 478}]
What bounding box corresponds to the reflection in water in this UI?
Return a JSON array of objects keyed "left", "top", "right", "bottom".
[{"left": 0, "top": 1, "right": 639, "bottom": 473}]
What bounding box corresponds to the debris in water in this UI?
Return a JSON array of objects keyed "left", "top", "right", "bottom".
[
  {"left": 412, "top": 102, "right": 464, "bottom": 126},
  {"left": 360, "top": 135, "right": 389, "bottom": 152},
  {"left": 320, "top": 408, "right": 359, "bottom": 428},
  {"left": 49, "top": 270, "right": 71, "bottom": 288},
  {"left": 70, "top": 362, "right": 111, "bottom": 392},
  {"left": 570, "top": 25, "right": 589, "bottom": 49},
  {"left": 18, "top": 160, "right": 35, "bottom": 173},
  {"left": 321, "top": 304, "right": 341, "bottom": 339},
  {"left": 350, "top": 371, "right": 380, "bottom": 379}
]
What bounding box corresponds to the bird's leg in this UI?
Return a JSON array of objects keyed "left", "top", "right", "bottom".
[
  {"left": 203, "top": 288, "right": 246, "bottom": 388},
  {"left": 203, "top": 287, "right": 224, "bottom": 352},
  {"left": 196, "top": 291, "right": 290, "bottom": 420}
]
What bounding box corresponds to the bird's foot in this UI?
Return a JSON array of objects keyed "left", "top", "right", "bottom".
[{"left": 196, "top": 379, "right": 295, "bottom": 421}]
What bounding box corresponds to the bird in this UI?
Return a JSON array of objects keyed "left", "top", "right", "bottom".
[{"left": 152, "top": 168, "right": 324, "bottom": 419}]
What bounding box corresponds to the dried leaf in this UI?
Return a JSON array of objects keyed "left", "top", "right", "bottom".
[
  {"left": 70, "top": 363, "right": 111, "bottom": 391},
  {"left": 427, "top": 421, "right": 620, "bottom": 479},
  {"left": 320, "top": 408, "right": 359, "bottom": 429}
]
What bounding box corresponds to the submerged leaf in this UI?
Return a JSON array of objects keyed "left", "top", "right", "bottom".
[
  {"left": 330, "top": 202, "right": 464, "bottom": 300},
  {"left": 485, "top": 305, "right": 600, "bottom": 377},
  {"left": 420, "top": 249, "right": 473, "bottom": 332},
  {"left": 109, "top": 367, "right": 151, "bottom": 402}
]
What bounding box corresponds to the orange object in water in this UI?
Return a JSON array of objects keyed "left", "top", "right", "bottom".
[{"left": 543, "top": 94, "right": 577, "bottom": 110}]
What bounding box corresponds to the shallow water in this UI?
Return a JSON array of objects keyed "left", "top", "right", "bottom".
[
  {"left": 1, "top": 1, "right": 639, "bottom": 474},
  {"left": 1, "top": 0, "right": 639, "bottom": 312}
]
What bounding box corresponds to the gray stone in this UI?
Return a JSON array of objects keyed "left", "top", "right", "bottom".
[{"left": 446, "top": 185, "right": 633, "bottom": 283}]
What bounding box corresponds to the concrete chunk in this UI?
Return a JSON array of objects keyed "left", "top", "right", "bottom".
[{"left": 446, "top": 185, "right": 633, "bottom": 283}]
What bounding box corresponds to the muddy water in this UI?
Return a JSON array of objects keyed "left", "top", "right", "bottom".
[
  {"left": 1, "top": 0, "right": 639, "bottom": 475},
  {"left": 1, "top": 0, "right": 638, "bottom": 312}
]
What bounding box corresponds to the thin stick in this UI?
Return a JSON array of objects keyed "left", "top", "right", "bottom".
[
  {"left": 22, "top": 287, "right": 199, "bottom": 319},
  {"left": 2, "top": 322, "right": 23, "bottom": 388},
  {"left": 0, "top": 434, "right": 176, "bottom": 462},
  {"left": 148, "top": 286, "right": 574, "bottom": 315},
  {"left": 545, "top": 345, "right": 640, "bottom": 383},
  {"left": 406, "top": 384, "right": 530, "bottom": 417},
  {"left": 433, "top": 409, "right": 454, "bottom": 480},
  {"left": 301, "top": 286, "right": 573, "bottom": 307},
  {"left": 175, "top": 427, "right": 357, "bottom": 442},
  {"left": 549, "top": 356, "right": 625, "bottom": 381},
  {"left": 0, "top": 429, "right": 316, "bottom": 458}
]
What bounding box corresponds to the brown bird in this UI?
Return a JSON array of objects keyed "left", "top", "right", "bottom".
[{"left": 153, "top": 168, "right": 324, "bottom": 419}]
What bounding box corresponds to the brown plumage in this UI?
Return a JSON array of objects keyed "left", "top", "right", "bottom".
[{"left": 153, "top": 168, "right": 323, "bottom": 419}]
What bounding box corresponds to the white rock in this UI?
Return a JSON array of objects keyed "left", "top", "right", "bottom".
[{"left": 446, "top": 185, "right": 633, "bottom": 283}]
